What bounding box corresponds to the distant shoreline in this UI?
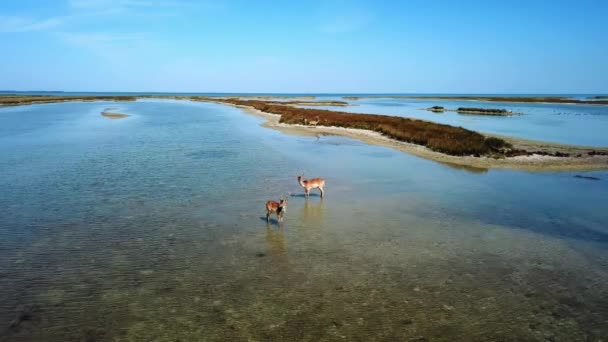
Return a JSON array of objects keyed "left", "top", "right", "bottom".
[
  {"left": 0, "top": 95, "right": 136, "bottom": 106},
  {"left": 2, "top": 95, "right": 607, "bottom": 171},
  {"left": 343, "top": 95, "right": 608, "bottom": 105},
  {"left": 424, "top": 106, "right": 520, "bottom": 116},
  {"left": 207, "top": 101, "right": 608, "bottom": 172}
]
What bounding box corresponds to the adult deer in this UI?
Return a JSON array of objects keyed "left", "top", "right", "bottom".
[
  {"left": 266, "top": 197, "right": 288, "bottom": 223},
  {"left": 297, "top": 174, "right": 325, "bottom": 198}
]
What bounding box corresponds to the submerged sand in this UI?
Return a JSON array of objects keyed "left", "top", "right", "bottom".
[
  {"left": 3, "top": 95, "right": 607, "bottom": 170},
  {"left": 101, "top": 109, "right": 130, "bottom": 119}
]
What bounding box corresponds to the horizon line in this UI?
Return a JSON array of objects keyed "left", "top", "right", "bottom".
[{"left": 1, "top": 90, "right": 606, "bottom": 96}]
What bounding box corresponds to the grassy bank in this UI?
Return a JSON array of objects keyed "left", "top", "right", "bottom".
[
  {"left": 0, "top": 95, "right": 137, "bottom": 106},
  {"left": 205, "top": 98, "right": 512, "bottom": 156},
  {"left": 3, "top": 95, "right": 607, "bottom": 165}
]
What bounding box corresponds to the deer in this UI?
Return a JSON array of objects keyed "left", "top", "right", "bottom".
[
  {"left": 266, "top": 196, "right": 288, "bottom": 223},
  {"left": 297, "top": 173, "right": 325, "bottom": 198}
]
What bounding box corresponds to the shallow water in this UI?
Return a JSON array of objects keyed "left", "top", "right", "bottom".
[
  {"left": 1, "top": 100, "right": 607, "bottom": 341},
  {"left": 303, "top": 97, "right": 608, "bottom": 147}
]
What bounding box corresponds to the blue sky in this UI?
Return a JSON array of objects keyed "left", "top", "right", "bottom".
[{"left": 1, "top": 0, "right": 606, "bottom": 93}]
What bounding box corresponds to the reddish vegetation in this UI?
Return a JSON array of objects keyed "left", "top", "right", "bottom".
[
  {"left": 0, "top": 95, "right": 137, "bottom": 105},
  {"left": 223, "top": 98, "right": 348, "bottom": 106},
  {"left": 203, "top": 98, "right": 606, "bottom": 159},
  {"left": 205, "top": 98, "right": 513, "bottom": 157},
  {"left": 4, "top": 95, "right": 603, "bottom": 160},
  {"left": 588, "top": 150, "right": 608, "bottom": 156}
]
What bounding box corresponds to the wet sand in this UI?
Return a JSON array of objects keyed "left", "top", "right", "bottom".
[
  {"left": 3, "top": 95, "right": 607, "bottom": 170},
  {"left": 215, "top": 102, "right": 608, "bottom": 172}
]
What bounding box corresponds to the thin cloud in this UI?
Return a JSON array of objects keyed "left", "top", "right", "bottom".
[
  {"left": 58, "top": 31, "right": 150, "bottom": 46},
  {"left": 0, "top": 1, "right": 214, "bottom": 34},
  {"left": 0, "top": 15, "right": 64, "bottom": 33},
  {"left": 68, "top": 0, "right": 197, "bottom": 10}
]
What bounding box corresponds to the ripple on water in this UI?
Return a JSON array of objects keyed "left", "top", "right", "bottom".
[{"left": 0, "top": 100, "right": 607, "bottom": 341}]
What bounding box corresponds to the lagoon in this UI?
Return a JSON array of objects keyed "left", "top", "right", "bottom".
[
  {"left": 304, "top": 97, "right": 608, "bottom": 147},
  {"left": 1, "top": 100, "right": 607, "bottom": 341}
]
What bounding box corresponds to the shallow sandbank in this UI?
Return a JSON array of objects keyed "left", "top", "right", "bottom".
[
  {"left": 3, "top": 95, "right": 607, "bottom": 171},
  {"left": 101, "top": 109, "right": 130, "bottom": 119},
  {"left": 206, "top": 100, "right": 608, "bottom": 172}
]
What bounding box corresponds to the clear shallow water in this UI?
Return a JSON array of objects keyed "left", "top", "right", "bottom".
[
  {"left": 302, "top": 98, "right": 608, "bottom": 147},
  {"left": 1, "top": 100, "right": 607, "bottom": 341}
]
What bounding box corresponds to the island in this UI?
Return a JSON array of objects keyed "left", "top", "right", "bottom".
[
  {"left": 428, "top": 106, "right": 446, "bottom": 113},
  {"left": 2, "top": 94, "right": 607, "bottom": 171},
  {"left": 259, "top": 100, "right": 349, "bottom": 107},
  {"left": 424, "top": 106, "right": 516, "bottom": 116},
  {"left": 456, "top": 107, "right": 513, "bottom": 116}
]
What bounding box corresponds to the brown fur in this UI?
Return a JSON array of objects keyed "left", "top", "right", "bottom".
[
  {"left": 266, "top": 199, "right": 288, "bottom": 223},
  {"left": 298, "top": 175, "right": 325, "bottom": 198}
]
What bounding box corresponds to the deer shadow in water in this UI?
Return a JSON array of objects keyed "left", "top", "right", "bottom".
[{"left": 290, "top": 193, "right": 321, "bottom": 198}]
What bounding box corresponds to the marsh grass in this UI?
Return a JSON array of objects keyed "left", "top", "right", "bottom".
[
  {"left": 0, "top": 96, "right": 137, "bottom": 106},
  {"left": 456, "top": 107, "right": 512, "bottom": 116},
  {"left": 211, "top": 98, "right": 512, "bottom": 156}
]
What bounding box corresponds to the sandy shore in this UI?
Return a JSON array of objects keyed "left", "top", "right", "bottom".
[
  {"left": 3, "top": 95, "right": 607, "bottom": 171},
  {"left": 217, "top": 102, "right": 608, "bottom": 172}
]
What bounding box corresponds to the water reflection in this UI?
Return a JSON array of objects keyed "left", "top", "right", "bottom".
[
  {"left": 265, "top": 226, "right": 289, "bottom": 270},
  {"left": 301, "top": 199, "right": 325, "bottom": 223},
  {"left": 305, "top": 97, "right": 608, "bottom": 146},
  {"left": 438, "top": 161, "right": 489, "bottom": 174}
]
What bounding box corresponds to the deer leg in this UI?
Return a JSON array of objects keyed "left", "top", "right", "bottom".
[
  {"left": 305, "top": 188, "right": 309, "bottom": 198},
  {"left": 266, "top": 212, "right": 270, "bottom": 223},
  {"left": 319, "top": 187, "right": 324, "bottom": 198}
]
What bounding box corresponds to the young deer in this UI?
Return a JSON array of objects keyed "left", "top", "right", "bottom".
[
  {"left": 297, "top": 174, "right": 325, "bottom": 198},
  {"left": 266, "top": 198, "right": 288, "bottom": 223}
]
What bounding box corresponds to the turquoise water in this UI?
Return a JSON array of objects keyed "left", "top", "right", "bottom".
[
  {"left": 4, "top": 92, "right": 608, "bottom": 146},
  {"left": 1, "top": 100, "right": 607, "bottom": 341}
]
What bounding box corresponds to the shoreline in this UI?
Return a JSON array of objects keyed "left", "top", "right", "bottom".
[
  {"left": 211, "top": 101, "right": 608, "bottom": 172},
  {"left": 2, "top": 95, "right": 607, "bottom": 171},
  {"left": 342, "top": 95, "right": 608, "bottom": 105},
  {"left": 0, "top": 95, "right": 137, "bottom": 106}
]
